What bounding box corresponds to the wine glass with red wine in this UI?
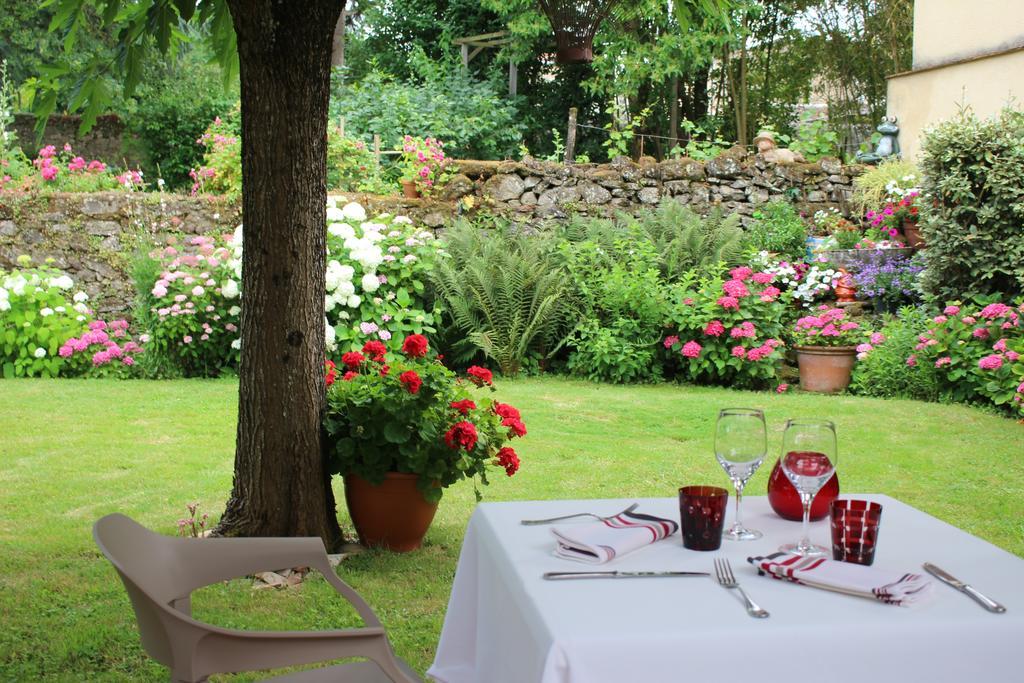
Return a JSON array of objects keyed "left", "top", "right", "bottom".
[{"left": 779, "top": 419, "right": 837, "bottom": 557}]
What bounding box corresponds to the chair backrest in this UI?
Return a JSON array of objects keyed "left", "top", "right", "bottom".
[{"left": 93, "top": 513, "right": 190, "bottom": 667}]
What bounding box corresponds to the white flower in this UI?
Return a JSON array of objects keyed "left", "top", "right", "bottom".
[
  {"left": 326, "top": 196, "right": 338, "bottom": 209},
  {"left": 8, "top": 275, "right": 27, "bottom": 296},
  {"left": 0, "top": 287, "right": 7, "bottom": 301},
  {"left": 140, "top": 334, "right": 150, "bottom": 343},
  {"left": 394, "top": 215, "right": 413, "bottom": 225},
  {"left": 0, "top": 299, "right": 10, "bottom": 312},
  {"left": 325, "top": 295, "right": 337, "bottom": 312},
  {"left": 342, "top": 202, "right": 367, "bottom": 222},
  {"left": 325, "top": 319, "right": 337, "bottom": 350},
  {"left": 338, "top": 264, "right": 354, "bottom": 282},
  {"left": 48, "top": 275, "right": 74, "bottom": 290},
  {"left": 361, "top": 272, "right": 380, "bottom": 293},
  {"left": 73, "top": 302, "right": 89, "bottom": 314},
  {"left": 328, "top": 222, "right": 356, "bottom": 239},
  {"left": 73, "top": 291, "right": 89, "bottom": 303},
  {"left": 231, "top": 338, "right": 241, "bottom": 350},
  {"left": 326, "top": 206, "right": 345, "bottom": 222},
  {"left": 222, "top": 279, "right": 240, "bottom": 299},
  {"left": 76, "top": 314, "right": 85, "bottom": 321},
  {"left": 232, "top": 224, "right": 244, "bottom": 245},
  {"left": 229, "top": 305, "right": 241, "bottom": 316},
  {"left": 54, "top": 306, "right": 65, "bottom": 313},
  {"left": 40, "top": 307, "right": 53, "bottom": 317},
  {"left": 336, "top": 281, "right": 355, "bottom": 298},
  {"left": 34, "top": 347, "right": 46, "bottom": 358},
  {"left": 347, "top": 294, "right": 361, "bottom": 308},
  {"left": 402, "top": 254, "right": 417, "bottom": 264}
]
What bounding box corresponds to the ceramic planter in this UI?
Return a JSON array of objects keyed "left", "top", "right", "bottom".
[
  {"left": 344, "top": 472, "right": 438, "bottom": 552},
  {"left": 902, "top": 220, "right": 924, "bottom": 249},
  {"left": 794, "top": 345, "right": 858, "bottom": 393},
  {"left": 400, "top": 180, "right": 421, "bottom": 199}
]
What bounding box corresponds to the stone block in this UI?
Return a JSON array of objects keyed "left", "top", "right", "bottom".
[
  {"left": 482, "top": 174, "right": 525, "bottom": 202},
  {"left": 638, "top": 187, "right": 661, "bottom": 204},
  {"left": 84, "top": 220, "right": 120, "bottom": 236},
  {"left": 577, "top": 181, "right": 611, "bottom": 205}
]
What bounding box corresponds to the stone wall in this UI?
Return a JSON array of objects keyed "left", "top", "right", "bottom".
[
  {"left": 11, "top": 113, "right": 138, "bottom": 166},
  {"left": 0, "top": 150, "right": 863, "bottom": 315}
]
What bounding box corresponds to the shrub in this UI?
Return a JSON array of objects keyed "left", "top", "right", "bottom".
[
  {"left": 565, "top": 318, "right": 661, "bottom": 384},
  {"left": 745, "top": 201, "right": 807, "bottom": 261},
  {"left": 59, "top": 319, "right": 143, "bottom": 377},
  {"left": 327, "top": 133, "right": 377, "bottom": 193},
  {"left": 8, "top": 143, "right": 143, "bottom": 193},
  {"left": 189, "top": 113, "right": 242, "bottom": 199},
  {"left": 633, "top": 204, "right": 745, "bottom": 280},
  {"left": 850, "top": 158, "right": 919, "bottom": 215},
  {"left": 431, "top": 218, "right": 578, "bottom": 375},
  {"left": 0, "top": 257, "right": 91, "bottom": 378},
  {"left": 663, "top": 266, "right": 789, "bottom": 388},
  {"left": 918, "top": 108, "right": 1024, "bottom": 302},
  {"left": 850, "top": 308, "right": 941, "bottom": 401}
]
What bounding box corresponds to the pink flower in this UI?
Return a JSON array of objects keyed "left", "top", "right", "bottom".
[
  {"left": 1018, "top": 381, "right": 1024, "bottom": 394},
  {"left": 41, "top": 165, "right": 58, "bottom": 181},
  {"left": 731, "top": 345, "right": 746, "bottom": 358},
  {"left": 183, "top": 335, "right": 193, "bottom": 344},
  {"left": 92, "top": 350, "right": 110, "bottom": 366},
  {"left": 765, "top": 338, "right": 783, "bottom": 348},
  {"left": 752, "top": 272, "right": 773, "bottom": 285},
  {"left": 962, "top": 316, "right": 977, "bottom": 325},
  {"left": 759, "top": 286, "right": 781, "bottom": 302},
  {"left": 729, "top": 321, "right": 755, "bottom": 338},
  {"left": 663, "top": 335, "right": 679, "bottom": 349},
  {"left": 870, "top": 333, "right": 885, "bottom": 345},
  {"left": 978, "top": 354, "right": 1003, "bottom": 370},
  {"left": 122, "top": 356, "right": 135, "bottom": 366},
  {"left": 1005, "top": 351, "right": 1019, "bottom": 362},
  {"left": 704, "top": 320, "right": 725, "bottom": 337},
  {"left": 681, "top": 341, "right": 702, "bottom": 358},
  {"left": 972, "top": 328, "right": 989, "bottom": 339},
  {"left": 716, "top": 296, "right": 739, "bottom": 310},
  {"left": 906, "top": 355, "right": 917, "bottom": 367},
  {"left": 775, "top": 383, "right": 789, "bottom": 393},
  {"left": 683, "top": 297, "right": 695, "bottom": 305},
  {"left": 933, "top": 315, "right": 948, "bottom": 324},
  {"left": 746, "top": 346, "right": 771, "bottom": 361},
  {"left": 943, "top": 305, "right": 960, "bottom": 316},
  {"left": 419, "top": 166, "right": 431, "bottom": 178},
  {"left": 980, "top": 303, "right": 1011, "bottom": 319},
  {"left": 994, "top": 339, "right": 1008, "bottom": 352},
  {"left": 59, "top": 344, "right": 73, "bottom": 357},
  {"left": 935, "top": 356, "right": 952, "bottom": 367},
  {"left": 856, "top": 343, "right": 873, "bottom": 353},
  {"left": 722, "top": 279, "right": 750, "bottom": 298},
  {"left": 728, "top": 266, "right": 753, "bottom": 281},
  {"left": 839, "top": 322, "right": 859, "bottom": 331}
]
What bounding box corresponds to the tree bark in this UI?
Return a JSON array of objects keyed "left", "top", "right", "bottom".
[{"left": 216, "top": 1, "right": 343, "bottom": 549}]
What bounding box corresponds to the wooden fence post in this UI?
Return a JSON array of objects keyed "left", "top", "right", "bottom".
[
  {"left": 565, "top": 107, "right": 578, "bottom": 164},
  {"left": 373, "top": 134, "right": 381, "bottom": 168}
]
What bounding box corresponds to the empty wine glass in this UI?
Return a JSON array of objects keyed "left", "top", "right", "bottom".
[
  {"left": 779, "top": 419, "right": 838, "bottom": 557},
  {"left": 715, "top": 408, "right": 767, "bottom": 541}
]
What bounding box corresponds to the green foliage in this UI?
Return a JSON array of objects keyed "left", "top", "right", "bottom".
[
  {"left": 0, "top": 59, "right": 16, "bottom": 156},
  {"left": 430, "top": 219, "right": 578, "bottom": 375},
  {"left": 851, "top": 308, "right": 941, "bottom": 401},
  {"left": 602, "top": 104, "right": 650, "bottom": 161},
  {"left": 669, "top": 119, "right": 731, "bottom": 161},
  {"left": 566, "top": 318, "right": 662, "bottom": 384},
  {"left": 327, "top": 133, "right": 378, "bottom": 193},
  {"left": 330, "top": 64, "right": 525, "bottom": 161},
  {"left": 637, "top": 203, "right": 746, "bottom": 280},
  {"left": 745, "top": 200, "right": 808, "bottom": 260},
  {"left": 778, "top": 112, "right": 839, "bottom": 161},
  {"left": 850, "top": 158, "right": 919, "bottom": 216},
  {"left": 918, "top": 108, "right": 1024, "bottom": 302},
  {"left": 189, "top": 111, "right": 242, "bottom": 199},
  {"left": 0, "top": 258, "right": 88, "bottom": 378},
  {"left": 325, "top": 340, "right": 525, "bottom": 503}
]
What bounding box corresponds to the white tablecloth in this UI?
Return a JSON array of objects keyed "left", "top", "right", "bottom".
[{"left": 427, "top": 495, "right": 1024, "bottom": 683}]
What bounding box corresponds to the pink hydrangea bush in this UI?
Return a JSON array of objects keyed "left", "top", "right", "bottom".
[
  {"left": 59, "top": 319, "right": 144, "bottom": 377},
  {"left": 911, "top": 300, "right": 1024, "bottom": 413},
  {"left": 790, "top": 306, "right": 866, "bottom": 347},
  {"left": 663, "top": 267, "right": 788, "bottom": 387}
]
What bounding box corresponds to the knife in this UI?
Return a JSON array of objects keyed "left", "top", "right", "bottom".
[
  {"left": 923, "top": 563, "right": 1007, "bottom": 613},
  {"left": 543, "top": 571, "right": 710, "bottom": 580}
]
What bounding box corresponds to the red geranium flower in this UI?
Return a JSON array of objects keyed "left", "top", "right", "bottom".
[
  {"left": 450, "top": 399, "right": 477, "bottom": 415},
  {"left": 341, "top": 351, "right": 365, "bottom": 369},
  {"left": 325, "top": 360, "right": 338, "bottom": 387},
  {"left": 502, "top": 417, "right": 527, "bottom": 438},
  {"left": 493, "top": 402, "right": 520, "bottom": 420},
  {"left": 362, "top": 340, "right": 387, "bottom": 362},
  {"left": 379, "top": 364, "right": 390, "bottom": 377},
  {"left": 466, "top": 365, "right": 493, "bottom": 386},
  {"left": 343, "top": 370, "right": 358, "bottom": 381},
  {"left": 399, "top": 370, "right": 422, "bottom": 394},
  {"left": 496, "top": 446, "right": 520, "bottom": 476},
  {"left": 401, "top": 334, "right": 429, "bottom": 358},
  {"left": 444, "top": 421, "right": 478, "bottom": 451}
]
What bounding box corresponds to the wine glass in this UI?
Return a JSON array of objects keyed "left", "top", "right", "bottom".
[
  {"left": 714, "top": 408, "right": 767, "bottom": 541},
  {"left": 779, "top": 419, "right": 838, "bottom": 557}
]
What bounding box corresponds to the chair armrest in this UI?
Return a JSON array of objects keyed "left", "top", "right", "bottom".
[{"left": 174, "top": 536, "right": 328, "bottom": 593}]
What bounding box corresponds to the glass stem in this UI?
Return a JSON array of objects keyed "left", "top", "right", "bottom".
[
  {"left": 799, "top": 492, "right": 813, "bottom": 550},
  {"left": 733, "top": 481, "right": 744, "bottom": 527}
]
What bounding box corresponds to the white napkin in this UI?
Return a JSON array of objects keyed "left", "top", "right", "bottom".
[
  {"left": 748, "top": 552, "right": 934, "bottom": 607},
  {"left": 552, "top": 511, "right": 679, "bottom": 564}
]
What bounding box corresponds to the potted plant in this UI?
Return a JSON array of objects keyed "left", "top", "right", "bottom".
[
  {"left": 396, "top": 135, "right": 450, "bottom": 198},
  {"left": 789, "top": 306, "right": 865, "bottom": 393},
  {"left": 324, "top": 334, "right": 524, "bottom": 551},
  {"left": 852, "top": 254, "right": 923, "bottom": 315}
]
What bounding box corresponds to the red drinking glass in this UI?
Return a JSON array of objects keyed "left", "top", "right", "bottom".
[
  {"left": 679, "top": 486, "right": 729, "bottom": 551},
  {"left": 831, "top": 499, "right": 882, "bottom": 566}
]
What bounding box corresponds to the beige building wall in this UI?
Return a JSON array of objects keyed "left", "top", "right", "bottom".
[{"left": 887, "top": 0, "right": 1024, "bottom": 161}]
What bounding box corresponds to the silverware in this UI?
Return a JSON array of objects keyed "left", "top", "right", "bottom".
[
  {"left": 923, "top": 563, "right": 1006, "bottom": 613},
  {"left": 714, "top": 558, "right": 769, "bottom": 618},
  {"left": 543, "top": 570, "right": 709, "bottom": 580},
  {"left": 520, "top": 503, "right": 640, "bottom": 526}
]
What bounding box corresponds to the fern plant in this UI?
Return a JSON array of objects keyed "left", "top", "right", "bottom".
[
  {"left": 633, "top": 203, "right": 746, "bottom": 280},
  {"left": 431, "top": 220, "right": 578, "bottom": 376}
]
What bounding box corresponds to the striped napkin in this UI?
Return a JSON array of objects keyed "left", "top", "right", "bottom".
[
  {"left": 552, "top": 511, "right": 679, "bottom": 564},
  {"left": 748, "top": 552, "right": 934, "bottom": 607}
]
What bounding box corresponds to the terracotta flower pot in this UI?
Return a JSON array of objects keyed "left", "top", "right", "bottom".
[
  {"left": 399, "top": 180, "right": 421, "bottom": 199},
  {"left": 902, "top": 220, "right": 924, "bottom": 249},
  {"left": 794, "top": 345, "right": 858, "bottom": 393},
  {"left": 344, "top": 472, "right": 438, "bottom": 552}
]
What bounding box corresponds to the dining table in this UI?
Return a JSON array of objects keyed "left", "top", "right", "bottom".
[{"left": 426, "top": 494, "right": 1024, "bottom": 683}]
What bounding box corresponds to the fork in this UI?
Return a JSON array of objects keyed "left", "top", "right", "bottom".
[
  {"left": 714, "top": 558, "right": 770, "bottom": 618},
  {"left": 520, "top": 503, "right": 640, "bottom": 526}
]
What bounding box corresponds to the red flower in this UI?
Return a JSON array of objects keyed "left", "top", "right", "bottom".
[
  {"left": 493, "top": 402, "right": 520, "bottom": 420},
  {"left": 399, "top": 370, "right": 422, "bottom": 394},
  {"left": 450, "top": 399, "right": 477, "bottom": 415},
  {"left": 466, "top": 366, "right": 493, "bottom": 386},
  {"left": 379, "top": 364, "right": 390, "bottom": 377},
  {"left": 362, "top": 340, "right": 387, "bottom": 362},
  {"left": 496, "top": 446, "right": 520, "bottom": 476},
  {"left": 444, "top": 421, "right": 478, "bottom": 451},
  {"left": 502, "top": 417, "right": 527, "bottom": 438},
  {"left": 343, "top": 370, "right": 358, "bottom": 381},
  {"left": 401, "top": 334, "right": 429, "bottom": 358},
  {"left": 325, "top": 360, "right": 338, "bottom": 387},
  {"left": 341, "top": 351, "right": 365, "bottom": 369}
]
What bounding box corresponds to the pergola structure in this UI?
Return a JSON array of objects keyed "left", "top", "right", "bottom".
[{"left": 453, "top": 31, "right": 518, "bottom": 97}]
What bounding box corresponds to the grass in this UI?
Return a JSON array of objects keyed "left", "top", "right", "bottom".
[{"left": 1, "top": 377, "right": 1023, "bottom": 680}]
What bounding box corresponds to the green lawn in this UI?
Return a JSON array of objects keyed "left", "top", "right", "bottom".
[{"left": 2, "top": 377, "right": 1023, "bottom": 681}]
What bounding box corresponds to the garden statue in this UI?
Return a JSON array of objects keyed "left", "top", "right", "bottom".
[
  {"left": 855, "top": 117, "right": 900, "bottom": 164},
  {"left": 753, "top": 130, "right": 805, "bottom": 164}
]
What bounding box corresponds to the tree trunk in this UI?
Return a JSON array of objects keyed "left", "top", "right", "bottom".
[{"left": 216, "top": 1, "right": 343, "bottom": 549}]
